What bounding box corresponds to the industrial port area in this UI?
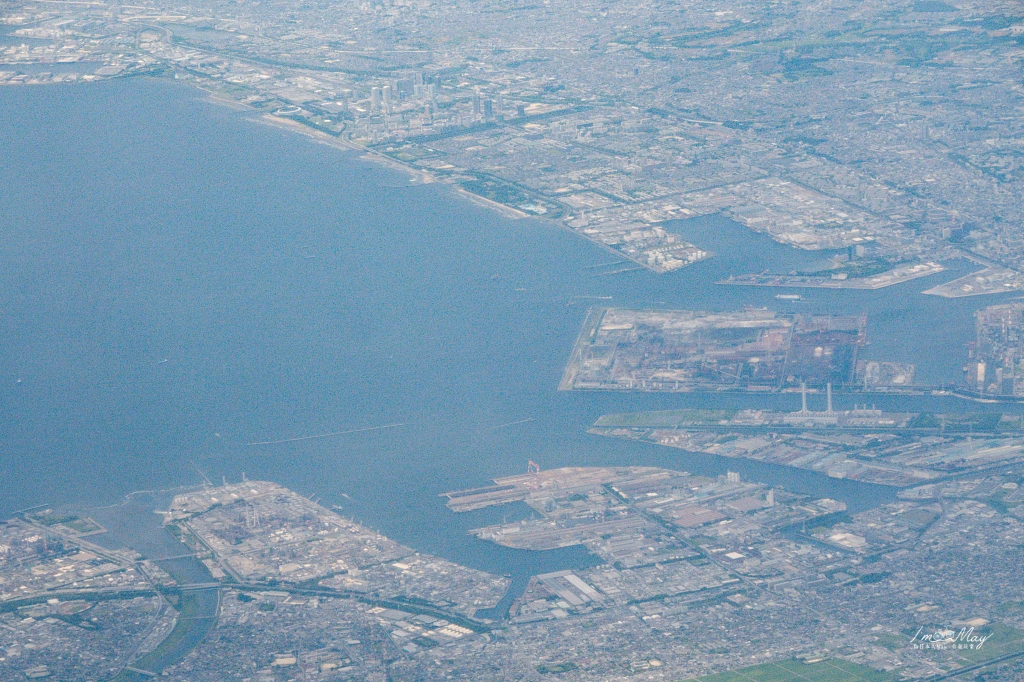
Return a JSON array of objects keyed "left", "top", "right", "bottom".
[
  {"left": 6, "top": 0, "right": 1024, "bottom": 677},
  {"left": 591, "top": 396, "right": 1024, "bottom": 487},
  {"left": 438, "top": 464, "right": 1024, "bottom": 681},
  {"left": 560, "top": 307, "right": 888, "bottom": 393},
  {"left": 443, "top": 465, "right": 845, "bottom": 573},
  {"left": 561, "top": 304, "right": 1024, "bottom": 402},
  {"left": 965, "top": 303, "right": 1024, "bottom": 398},
  {"left": 6, "top": 0, "right": 1024, "bottom": 288},
  {"left": 0, "top": 482, "right": 510, "bottom": 680},
  {"left": 6, "top": 471, "right": 1024, "bottom": 680},
  {"left": 165, "top": 481, "right": 510, "bottom": 621}
]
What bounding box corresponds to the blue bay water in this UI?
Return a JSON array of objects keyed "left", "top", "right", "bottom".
[{"left": 0, "top": 78, "right": 1019, "bottom": 580}]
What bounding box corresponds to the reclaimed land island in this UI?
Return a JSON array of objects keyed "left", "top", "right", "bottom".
[
  {"left": 560, "top": 307, "right": 917, "bottom": 394},
  {"left": 590, "top": 404, "right": 1024, "bottom": 487},
  {"left": 719, "top": 261, "right": 945, "bottom": 290}
]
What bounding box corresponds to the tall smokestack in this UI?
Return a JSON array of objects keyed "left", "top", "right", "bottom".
[
  {"left": 801, "top": 382, "right": 808, "bottom": 413},
  {"left": 826, "top": 383, "right": 833, "bottom": 414}
]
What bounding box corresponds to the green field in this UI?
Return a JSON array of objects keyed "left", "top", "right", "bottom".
[
  {"left": 593, "top": 409, "right": 737, "bottom": 428},
  {"left": 688, "top": 658, "right": 896, "bottom": 682}
]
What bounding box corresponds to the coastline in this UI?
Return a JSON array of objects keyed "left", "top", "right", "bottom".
[{"left": 192, "top": 86, "right": 701, "bottom": 276}]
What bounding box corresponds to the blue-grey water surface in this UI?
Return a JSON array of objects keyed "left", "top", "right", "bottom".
[{"left": 1, "top": 78, "right": 1020, "bottom": 582}]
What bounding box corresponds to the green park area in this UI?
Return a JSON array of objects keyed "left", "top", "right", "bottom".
[{"left": 689, "top": 658, "right": 895, "bottom": 682}]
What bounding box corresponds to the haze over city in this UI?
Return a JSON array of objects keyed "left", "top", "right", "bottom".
[{"left": 3, "top": 0, "right": 1024, "bottom": 680}]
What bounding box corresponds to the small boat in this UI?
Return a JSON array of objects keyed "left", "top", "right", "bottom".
[{"left": 775, "top": 294, "right": 802, "bottom": 300}]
